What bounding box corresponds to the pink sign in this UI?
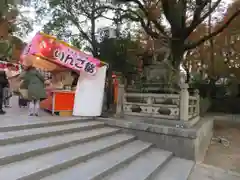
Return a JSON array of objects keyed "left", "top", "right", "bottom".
[{"left": 22, "top": 32, "right": 100, "bottom": 75}]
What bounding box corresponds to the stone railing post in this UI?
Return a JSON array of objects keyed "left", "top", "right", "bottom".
[
  {"left": 115, "top": 84, "right": 125, "bottom": 117},
  {"left": 147, "top": 96, "right": 154, "bottom": 105},
  {"left": 180, "top": 83, "right": 189, "bottom": 121},
  {"left": 194, "top": 89, "right": 200, "bottom": 116},
  {"left": 146, "top": 96, "right": 154, "bottom": 114}
]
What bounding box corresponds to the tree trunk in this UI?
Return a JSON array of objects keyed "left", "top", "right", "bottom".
[
  {"left": 208, "top": 78, "right": 216, "bottom": 97},
  {"left": 208, "top": 0, "right": 215, "bottom": 80},
  {"left": 106, "top": 64, "right": 113, "bottom": 111},
  {"left": 90, "top": 0, "right": 98, "bottom": 57},
  {"left": 168, "top": 39, "right": 185, "bottom": 86},
  {"left": 170, "top": 39, "right": 185, "bottom": 69}
]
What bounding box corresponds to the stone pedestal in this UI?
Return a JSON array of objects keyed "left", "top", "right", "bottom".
[
  {"left": 144, "top": 64, "right": 168, "bottom": 82},
  {"left": 99, "top": 117, "right": 213, "bottom": 161}
]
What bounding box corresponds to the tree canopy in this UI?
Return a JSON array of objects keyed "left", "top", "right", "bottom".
[
  {"left": 99, "top": 36, "right": 142, "bottom": 74},
  {"left": 185, "top": 0, "right": 240, "bottom": 80},
  {"left": 0, "top": 0, "right": 32, "bottom": 61},
  {"left": 113, "top": 0, "right": 240, "bottom": 69},
  {"left": 37, "top": 0, "right": 114, "bottom": 57}
]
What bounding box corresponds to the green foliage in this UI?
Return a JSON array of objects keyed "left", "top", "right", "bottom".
[
  {"left": 0, "top": 36, "right": 25, "bottom": 59},
  {"left": 0, "top": 40, "right": 12, "bottom": 59},
  {"left": 11, "top": 35, "right": 25, "bottom": 49},
  {"left": 99, "top": 37, "right": 141, "bottom": 74},
  {"left": 0, "top": 0, "right": 15, "bottom": 15},
  {"left": 200, "top": 97, "right": 211, "bottom": 115},
  {"left": 13, "top": 11, "right": 34, "bottom": 38},
  {"left": 0, "top": 0, "right": 33, "bottom": 37},
  {"left": 0, "top": 0, "right": 32, "bottom": 61}
]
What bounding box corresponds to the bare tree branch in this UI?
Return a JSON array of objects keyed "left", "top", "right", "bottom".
[
  {"left": 161, "top": 0, "right": 180, "bottom": 31},
  {"left": 96, "top": 14, "right": 114, "bottom": 20},
  {"left": 65, "top": 7, "right": 92, "bottom": 45},
  {"left": 179, "top": 0, "right": 187, "bottom": 29},
  {"left": 185, "top": 8, "right": 240, "bottom": 50},
  {"left": 119, "top": 8, "right": 169, "bottom": 46},
  {"left": 188, "top": 0, "right": 210, "bottom": 30},
  {"left": 186, "top": 0, "right": 222, "bottom": 37},
  {"left": 123, "top": 0, "right": 168, "bottom": 36}
]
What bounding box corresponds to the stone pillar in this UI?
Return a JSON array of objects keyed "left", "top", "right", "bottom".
[
  {"left": 146, "top": 96, "right": 154, "bottom": 114},
  {"left": 194, "top": 89, "right": 200, "bottom": 116},
  {"left": 115, "top": 84, "right": 125, "bottom": 117},
  {"left": 147, "top": 96, "right": 153, "bottom": 105},
  {"left": 180, "top": 83, "right": 189, "bottom": 121}
]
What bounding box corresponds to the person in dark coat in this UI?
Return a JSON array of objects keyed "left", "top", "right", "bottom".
[
  {"left": 3, "top": 63, "right": 15, "bottom": 108},
  {"left": 0, "top": 69, "right": 9, "bottom": 114},
  {"left": 20, "top": 57, "right": 46, "bottom": 116}
]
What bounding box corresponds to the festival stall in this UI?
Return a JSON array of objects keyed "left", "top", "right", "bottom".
[
  {"left": 0, "top": 60, "right": 22, "bottom": 72},
  {"left": 21, "top": 32, "right": 107, "bottom": 116}
]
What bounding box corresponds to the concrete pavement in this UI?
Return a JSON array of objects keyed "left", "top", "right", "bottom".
[{"left": 189, "top": 164, "right": 240, "bottom": 180}]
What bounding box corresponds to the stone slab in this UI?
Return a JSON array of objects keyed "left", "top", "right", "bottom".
[
  {"left": 99, "top": 117, "right": 213, "bottom": 161},
  {"left": 0, "top": 134, "right": 135, "bottom": 180},
  {"left": 124, "top": 115, "right": 200, "bottom": 128},
  {"left": 189, "top": 163, "right": 240, "bottom": 180},
  {"left": 0, "top": 118, "right": 92, "bottom": 132},
  {"left": 152, "top": 157, "right": 195, "bottom": 180},
  {"left": 99, "top": 117, "right": 198, "bottom": 138},
  {"left": 41, "top": 140, "right": 152, "bottom": 180},
  {"left": 0, "top": 121, "right": 104, "bottom": 142},
  {"left": 104, "top": 148, "right": 172, "bottom": 180},
  {"left": 0, "top": 127, "right": 120, "bottom": 164}
]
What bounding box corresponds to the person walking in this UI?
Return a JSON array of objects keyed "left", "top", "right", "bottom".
[
  {"left": 3, "top": 64, "right": 15, "bottom": 108},
  {"left": 0, "top": 69, "right": 9, "bottom": 114},
  {"left": 3, "top": 83, "right": 11, "bottom": 108},
  {"left": 5, "top": 63, "right": 20, "bottom": 94},
  {"left": 20, "top": 57, "right": 46, "bottom": 116}
]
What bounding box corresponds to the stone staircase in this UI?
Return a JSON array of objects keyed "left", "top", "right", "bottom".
[{"left": 0, "top": 119, "right": 194, "bottom": 180}]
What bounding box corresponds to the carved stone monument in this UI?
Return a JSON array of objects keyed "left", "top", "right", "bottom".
[{"left": 141, "top": 48, "right": 179, "bottom": 93}]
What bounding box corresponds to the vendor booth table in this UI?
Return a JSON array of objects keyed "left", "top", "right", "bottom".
[{"left": 40, "top": 90, "right": 75, "bottom": 116}]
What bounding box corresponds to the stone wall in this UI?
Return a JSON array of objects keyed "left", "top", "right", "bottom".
[{"left": 100, "top": 117, "right": 213, "bottom": 161}]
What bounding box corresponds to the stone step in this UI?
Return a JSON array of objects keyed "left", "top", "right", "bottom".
[
  {"left": 0, "top": 118, "right": 92, "bottom": 132},
  {"left": 0, "top": 133, "right": 136, "bottom": 180},
  {"left": 0, "top": 121, "right": 104, "bottom": 145},
  {"left": 41, "top": 140, "right": 153, "bottom": 180},
  {"left": 151, "top": 157, "right": 195, "bottom": 180},
  {"left": 99, "top": 117, "right": 196, "bottom": 138},
  {"left": 103, "top": 148, "right": 173, "bottom": 180},
  {"left": 0, "top": 127, "right": 120, "bottom": 165}
]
